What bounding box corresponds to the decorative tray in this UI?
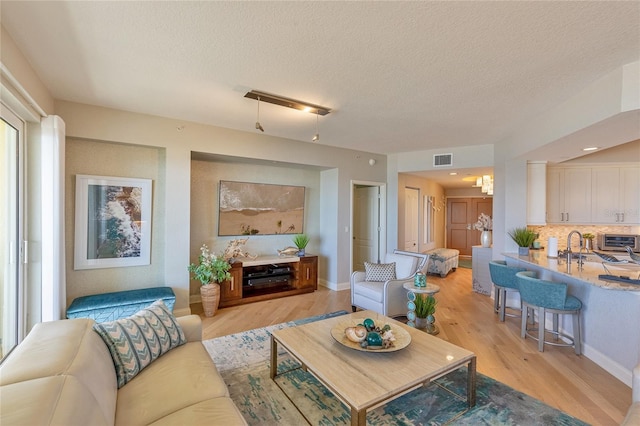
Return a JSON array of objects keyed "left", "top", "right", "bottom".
[{"left": 330, "top": 319, "right": 411, "bottom": 353}]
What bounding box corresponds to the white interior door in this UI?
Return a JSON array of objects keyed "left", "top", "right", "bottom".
[
  {"left": 353, "top": 185, "right": 380, "bottom": 272},
  {"left": 404, "top": 187, "right": 419, "bottom": 252}
]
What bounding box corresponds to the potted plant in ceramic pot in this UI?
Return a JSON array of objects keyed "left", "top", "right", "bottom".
[
  {"left": 188, "top": 244, "right": 231, "bottom": 317},
  {"left": 508, "top": 227, "right": 538, "bottom": 256},
  {"left": 292, "top": 234, "right": 310, "bottom": 257},
  {"left": 582, "top": 233, "right": 595, "bottom": 252},
  {"left": 414, "top": 294, "right": 437, "bottom": 330}
]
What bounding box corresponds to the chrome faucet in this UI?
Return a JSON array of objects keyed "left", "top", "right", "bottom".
[{"left": 566, "top": 230, "right": 584, "bottom": 273}]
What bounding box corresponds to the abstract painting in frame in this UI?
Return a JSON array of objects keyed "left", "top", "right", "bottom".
[
  {"left": 218, "top": 180, "right": 305, "bottom": 236},
  {"left": 74, "top": 175, "right": 152, "bottom": 270}
]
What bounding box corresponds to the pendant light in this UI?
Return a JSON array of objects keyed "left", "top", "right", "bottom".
[
  {"left": 312, "top": 111, "right": 319, "bottom": 142},
  {"left": 255, "top": 96, "right": 264, "bottom": 132}
]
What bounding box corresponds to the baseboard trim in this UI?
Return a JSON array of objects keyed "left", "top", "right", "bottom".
[{"left": 319, "top": 279, "right": 350, "bottom": 292}]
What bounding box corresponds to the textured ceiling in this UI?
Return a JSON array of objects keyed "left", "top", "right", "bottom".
[{"left": 2, "top": 1, "right": 639, "bottom": 159}]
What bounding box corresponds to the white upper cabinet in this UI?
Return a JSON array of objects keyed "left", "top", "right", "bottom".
[
  {"left": 592, "top": 167, "right": 640, "bottom": 224},
  {"left": 546, "top": 167, "right": 592, "bottom": 223}
]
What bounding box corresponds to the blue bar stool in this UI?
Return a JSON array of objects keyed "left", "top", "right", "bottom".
[
  {"left": 515, "top": 271, "right": 582, "bottom": 355},
  {"left": 489, "top": 260, "right": 527, "bottom": 322}
]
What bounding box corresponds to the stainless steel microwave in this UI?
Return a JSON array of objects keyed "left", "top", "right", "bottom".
[{"left": 597, "top": 233, "right": 640, "bottom": 252}]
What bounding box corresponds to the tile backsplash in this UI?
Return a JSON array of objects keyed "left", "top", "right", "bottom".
[{"left": 529, "top": 224, "right": 640, "bottom": 250}]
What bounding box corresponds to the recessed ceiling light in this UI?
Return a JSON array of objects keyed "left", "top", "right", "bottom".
[
  {"left": 449, "top": 172, "right": 457, "bottom": 175},
  {"left": 583, "top": 147, "right": 599, "bottom": 151}
]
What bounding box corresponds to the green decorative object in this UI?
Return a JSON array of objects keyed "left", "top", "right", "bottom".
[
  {"left": 363, "top": 318, "right": 375, "bottom": 331},
  {"left": 414, "top": 272, "right": 426, "bottom": 287},
  {"left": 366, "top": 331, "right": 383, "bottom": 347}
]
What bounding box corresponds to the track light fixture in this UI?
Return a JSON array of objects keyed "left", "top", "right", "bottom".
[
  {"left": 245, "top": 90, "right": 331, "bottom": 115},
  {"left": 255, "top": 96, "right": 264, "bottom": 132},
  {"left": 312, "top": 112, "right": 319, "bottom": 142}
]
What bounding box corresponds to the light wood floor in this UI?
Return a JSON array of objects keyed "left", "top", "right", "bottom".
[{"left": 193, "top": 267, "right": 630, "bottom": 425}]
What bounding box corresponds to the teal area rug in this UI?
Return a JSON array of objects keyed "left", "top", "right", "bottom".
[{"left": 203, "top": 311, "right": 588, "bottom": 425}]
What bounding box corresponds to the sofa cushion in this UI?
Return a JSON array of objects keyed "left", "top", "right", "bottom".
[
  {"left": 365, "top": 262, "right": 396, "bottom": 281},
  {"left": 115, "top": 342, "right": 231, "bottom": 425},
  {"left": 93, "top": 299, "right": 186, "bottom": 388},
  {"left": 148, "top": 397, "right": 247, "bottom": 426},
  {"left": 0, "top": 318, "right": 117, "bottom": 423},
  {"left": 353, "top": 280, "right": 385, "bottom": 303},
  {"left": 0, "top": 376, "right": 111, "bottom": 426},
  {"left": 385, "top": 252, "right": 418, "bottom": 278}
]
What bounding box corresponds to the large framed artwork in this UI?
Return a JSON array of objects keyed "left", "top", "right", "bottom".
[
  {"left": 218, "top": 180, "right": 305, "bottom": 236},
  {"left": 74, "top": 175, "right": 152, "bottom": 270}
]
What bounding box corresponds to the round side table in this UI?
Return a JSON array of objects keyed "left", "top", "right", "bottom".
[{"left": 403, "top": 281, "right": 441, "bottom": 335}]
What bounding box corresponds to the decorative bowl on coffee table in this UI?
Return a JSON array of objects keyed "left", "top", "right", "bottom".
[{"left": 330, "top": 319, "right": 411, "bottom": 352}]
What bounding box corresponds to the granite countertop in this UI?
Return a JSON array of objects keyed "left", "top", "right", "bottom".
[{"left": 502, "top": 250, "right": 640, "bottom": 291}]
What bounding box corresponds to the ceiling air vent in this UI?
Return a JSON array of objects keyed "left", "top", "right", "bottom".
[{"left": 433, "top": 153, "right": 453, "bottom": 167}]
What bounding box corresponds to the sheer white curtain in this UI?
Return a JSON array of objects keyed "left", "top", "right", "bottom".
[{"left": 40, "top": 115, "right": 65, "bottom": 321}]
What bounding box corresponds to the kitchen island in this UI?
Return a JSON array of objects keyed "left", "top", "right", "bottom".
[{"left": 503, "top": 249, "right": 640, "bottom": 387}]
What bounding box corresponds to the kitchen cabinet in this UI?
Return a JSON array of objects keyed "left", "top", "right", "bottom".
[
  {"left": 592, "top": 167, "right": 640, "bottom": 224},
  {"left": 527, "top": 161, "right": 547, "bottom": 225},
  {"left": 546, "top": 167, "right": 592, "bottom": 223}
]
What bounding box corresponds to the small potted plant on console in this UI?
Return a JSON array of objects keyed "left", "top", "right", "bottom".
[{"left": 292, "top": 234, "right": 310, "bottom": 257}]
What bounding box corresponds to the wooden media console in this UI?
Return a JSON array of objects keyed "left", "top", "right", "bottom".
[{"left": 219, "top": 255, "right": 318, "bottom": 308}]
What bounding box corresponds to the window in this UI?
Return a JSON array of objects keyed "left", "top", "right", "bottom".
[{"left": 1, "top": 104, "right": 25, "bottom": 361}]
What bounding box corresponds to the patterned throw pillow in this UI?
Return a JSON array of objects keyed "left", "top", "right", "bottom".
[
  {"left": 93, "top": 299, "right": 187, "bottom": 388},
  {"left": 364, "top": 262, "right": 396, "bottom": 282}
]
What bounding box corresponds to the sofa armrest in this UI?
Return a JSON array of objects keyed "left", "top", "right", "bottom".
[{"left": 177, "top": 315, "right": 202, "bottom": 342}]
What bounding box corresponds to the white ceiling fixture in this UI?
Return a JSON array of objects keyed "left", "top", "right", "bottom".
[
  {"left": 475, "top": 175, "right": 494, "bottom": 195},
  {"left": 312, "top": 113, "right": 320, "bottom": 142},
  {"left": 255, "top": 96, "right": 264, "bottom": 132},
  {"left": 244, "top": 90, "right": 331, "bottom": 116}
]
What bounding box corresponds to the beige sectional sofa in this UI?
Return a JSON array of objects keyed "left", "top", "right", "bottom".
[{"left": 0, "top": 315, "right": 247, "bottom": 425}]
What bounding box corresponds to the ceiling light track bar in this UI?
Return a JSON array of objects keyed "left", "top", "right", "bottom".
[{"left": 244, "top": 90, "right": 331, "bottom": 115}]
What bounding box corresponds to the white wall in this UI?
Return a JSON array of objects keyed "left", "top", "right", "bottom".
[
  {"left": 189, "top": 159, "right": 322, "bottom": 297},
  {"left": 55, "top": 101, "right": 387, "bottom": 312}
]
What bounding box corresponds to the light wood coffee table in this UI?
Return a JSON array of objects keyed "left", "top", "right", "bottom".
[{"left": 270, "top": 310, "right": 476, "bottom": 426}]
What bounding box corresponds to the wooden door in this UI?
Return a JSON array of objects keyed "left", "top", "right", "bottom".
[{"left": 446, "top": 198, "right": 493, "bottom": 256}]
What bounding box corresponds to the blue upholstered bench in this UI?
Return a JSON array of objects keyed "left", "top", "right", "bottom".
[
  {"left": 66, "top": 287, "right": 176, "bottom": 322},
  {"left": 425, "top": 248, "right": 459, "bottom": 277}
]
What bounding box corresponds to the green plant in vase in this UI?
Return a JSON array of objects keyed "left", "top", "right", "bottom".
[
  {"left": 188, "top": 244, "right": 232, "bottom": 317},
  {"left": 414, "top": 294, "right": 437, "bottom": 330},
  {"left": 508, "top": 227, "right": 537, "bottom": 256},
  {"left": 292, "top": 234, "right": 310, "bottom": 256},
  {"left": 582, "top": 233, "right": 595, "bottom": 251}
]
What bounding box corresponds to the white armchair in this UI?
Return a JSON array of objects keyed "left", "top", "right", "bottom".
[{"left": 350, "top": 250, "right": 429, "bottom": 318}]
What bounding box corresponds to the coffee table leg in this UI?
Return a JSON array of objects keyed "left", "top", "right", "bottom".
[
  {"left": 467, "top": 356, "right": 477, "bottom": 408},
  {"left": 270, "top": 335, "right": 277, "bottom": 379},
  {"left": 351, "top": 406, "right": 366, "bottom": 426}
]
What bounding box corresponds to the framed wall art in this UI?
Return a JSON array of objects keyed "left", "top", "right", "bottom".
[
  {"left": 218, "top": 180, "right": 305, "bottom": 236},
  {"left": 74, "top": 175, "right": 152, "bottom": 270}
]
